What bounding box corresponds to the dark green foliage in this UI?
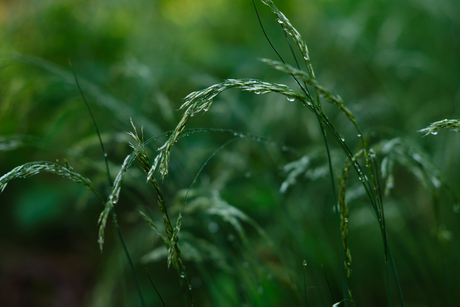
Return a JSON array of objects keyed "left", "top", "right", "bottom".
[{"left": 1, "top": 0, "right": 460, "bottom": 306}]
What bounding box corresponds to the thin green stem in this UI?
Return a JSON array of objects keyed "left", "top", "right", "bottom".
[{"left": 69, "top": 60, "right": 145, "bottom": 306}]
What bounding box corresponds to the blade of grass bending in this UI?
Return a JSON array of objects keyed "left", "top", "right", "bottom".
[
  {"left": 252, "top": 0, "right": 283, "bottom": 65},
  {"left": 145, "top": 267, "right": 166, "bottom": 307},
  {"left": 68, "top": 59, "right": 112, "bottom": 186},
  {"left": 68, "top": 61, "right": 145, "bottom": 306}
]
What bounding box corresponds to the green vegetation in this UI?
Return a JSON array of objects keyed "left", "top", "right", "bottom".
[{"left": 1, "top": 0, "right": 459, "bottom": 306}]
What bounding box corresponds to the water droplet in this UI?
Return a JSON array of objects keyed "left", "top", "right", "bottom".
[
  {"left": 431, "top": 131, "right": 438, "bottom": 135},
  {"left": 340, "top": 134, "right": 346, "bottom": 142},
  {"left": 302, "top": 260, "right": 307, "bottom": 267},
  {"left": 180, "top": 271, "right": 186, "bottom": 278},
  {"left": 188, "top": 284, "right": 192, "bottom": 290},
  {"left": 277, "top": 19, "right": 284, "bottom": 24},
  {"left": 104, "top": 153, "right": 108, "bottom": 158},
  {"left": 204, "top": 108, "right": 209, "bottom": 112},
  {"left": 287, "top": 97, "right": 295, "bottom": 102},
  {"left": 357, "top": 133, "right": 362, "bottom": 138},
  {"left": 208, "top": 222, "right": 219, "bottom": 233},
  {"left": 254, "top": 91, "right": 261, "bottom": 95},
  {"left": 369, "top": 149, "right": 376, "bottom": 158}
]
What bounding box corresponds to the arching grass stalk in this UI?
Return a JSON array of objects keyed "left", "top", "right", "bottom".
[
  {"left": 147, "top": 1, "right": 405, "bottom": 305},
  {"left": 252, "top": 1, "right": 349, "bottom": 302},
  {"left": 419, "top": 119, "right": 460, "bottom": 135}
]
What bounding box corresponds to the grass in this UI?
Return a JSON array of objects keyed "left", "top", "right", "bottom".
[{"left": 1, "top": 0, "right": 460, "bottom": 306}]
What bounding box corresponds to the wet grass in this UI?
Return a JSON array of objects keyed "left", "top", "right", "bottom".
[{"left": 1, "top": 0, "right": 460, "bottom": 306}]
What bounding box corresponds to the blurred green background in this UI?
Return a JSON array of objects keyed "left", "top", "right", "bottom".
[{"left": 1, "top": 0, "right": 459, "bottom": 306}]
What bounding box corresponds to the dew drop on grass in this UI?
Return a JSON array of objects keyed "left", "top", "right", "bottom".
[
  {"left": 302, "top": 260, "right": 307, "bottom": 267},
  {"left": 340, "top": 134, "right": 346, "bottom": 142},
  {"left": 277, "top": 19, "right": 284, "bottom": 24},
  {"left": 431, "top": 131, "right": 438, "bottom": 135},
  {"left": 357, "top": 133, "right": 362, "bottom": 138},
  {"left": 188, "top": 284, "right": 192, "bottom": 290},
  {"left": 180, "top": 271, "right": 186, "bottom": 278},
  {"left": 369, "top": 149, "right": 376, "bottom": 158},
  {"left": 208, "top": 222, "right": 219, "bottom": 233},
  {"left": 287, "top": 97, "right": 295, "bottom": 102}
]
